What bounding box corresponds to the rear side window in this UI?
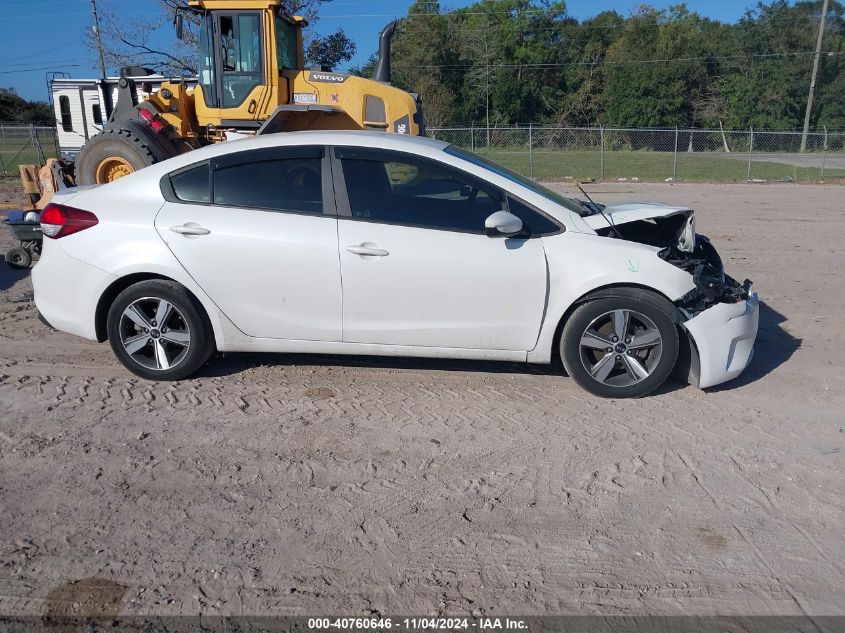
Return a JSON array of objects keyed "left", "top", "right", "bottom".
[
  {"left": 170, "top": 164, "right": 211, "bottom": 203},
  {"left": 213, "top": 157, "right": 323, "bottom": 213}
]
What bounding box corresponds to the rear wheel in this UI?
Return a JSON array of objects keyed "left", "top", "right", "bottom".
[
  {"left": 560, "top": 292, "right": 678, "bottom": 398},
  {"left": 106, "top": 280, "right": 214, "bottom": 381},
  {"left": 76, "top": 128, "right": 157, "bottom": 185},
  {"left": 5, "top": 246, "right": 32, "bottom": 269}
]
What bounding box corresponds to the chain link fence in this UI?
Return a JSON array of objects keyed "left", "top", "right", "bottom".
[
  {"left": 0, "top": 124, "right": 58, "bottom": 177},
  {"left": 2, "top": 123, "right": 843, "bottom": 183},
  {"left": 429, "top": 126, "right": 845, "bottom": 183}
]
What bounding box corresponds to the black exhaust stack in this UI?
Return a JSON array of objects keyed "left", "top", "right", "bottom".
[{"left": 373, "top": 21, "right": 397, "bottom": 84}]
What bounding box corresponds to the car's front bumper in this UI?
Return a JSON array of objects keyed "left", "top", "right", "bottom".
[{"left": 682, "top": 292, "right": 760, "bottom": 389}]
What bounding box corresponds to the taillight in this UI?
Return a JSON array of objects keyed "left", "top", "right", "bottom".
[
  {"left": 40, "top": 204, "right": 99, "bottom": 239},
  {"left": 139, "top": 107, "right": 167, "bottom": 133}
]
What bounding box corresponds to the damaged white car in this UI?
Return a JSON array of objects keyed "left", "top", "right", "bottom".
[{"left": 32, "top": 131, "right": 758, "bottom": 398}]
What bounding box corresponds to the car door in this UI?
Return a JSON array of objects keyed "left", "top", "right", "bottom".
[
  {"left": 333, "top": 147, "right": 552, "bottom": 351},
  {"left": 155, "top": 145, "right": 342, "bottom": 341}
]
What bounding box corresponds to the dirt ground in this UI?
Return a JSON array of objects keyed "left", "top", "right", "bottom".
[{"left": 0, "top": 181, "right": 843, "bottom": 619}]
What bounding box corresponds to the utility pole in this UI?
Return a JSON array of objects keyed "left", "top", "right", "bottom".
[
  {"left": 801, "top": 0, "right": 829, "bottom": 152},
  {"left": 91, "top": 0, "right": 107, "bottom": 80},
  {"left": 484, "top": 34, "right": 490, "bottom": 149}
]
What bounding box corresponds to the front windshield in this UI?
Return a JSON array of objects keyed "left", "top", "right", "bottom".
[{"left": 444, "top": 145, "right": 586, "bottom": 215}]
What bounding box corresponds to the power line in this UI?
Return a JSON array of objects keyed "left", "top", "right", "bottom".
[
  {"left": 418, "top": 50, "right": 842, "bottom": 70},
  {"left": 0, "top": 61, "right": 79, "bottom": 68},
  {"left": 0, "top": 65, "right": 82, "bottom": 75},
  {"left": 399, "top": 12, "right": 829, "bottom": 34},
  {"left": 2, "top": 40, "right": 81, "bottom": 65}
]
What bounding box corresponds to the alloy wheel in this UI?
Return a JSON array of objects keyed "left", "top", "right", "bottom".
[
  {"left": 118, "top": 297, "right": 191, "bottom": 371},
  {"left": 578, "top": 309, "right": 663, "bottom": 388}
]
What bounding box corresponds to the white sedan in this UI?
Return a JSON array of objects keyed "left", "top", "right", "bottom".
[{"left": 32, "top": 131, "right": 758, "bottom": 398}]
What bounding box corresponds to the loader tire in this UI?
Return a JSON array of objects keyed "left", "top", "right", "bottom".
[{"left": 76, "top": 128, "right": 157, "bottom": 185}]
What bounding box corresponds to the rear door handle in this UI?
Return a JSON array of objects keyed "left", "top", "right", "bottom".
[
  {"left": 170, "top": 223, "right": 211, "bottom": 236},
  {"left": 346, "top": 244, "right": 389, "bottom": 257}
]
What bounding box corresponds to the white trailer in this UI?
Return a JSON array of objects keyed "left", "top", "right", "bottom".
[{"left": 50, "top": 76, "right": 195, "bottom": 160}]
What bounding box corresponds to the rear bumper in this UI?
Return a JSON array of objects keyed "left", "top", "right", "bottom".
[
  {"left": 32, "top": 240, "right": 116, "bottom": 342},
  {"left": 682, "top": 292, "right": 760, "bottom": 389}
]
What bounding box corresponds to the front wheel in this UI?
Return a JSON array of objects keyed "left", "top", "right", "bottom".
[
  {"left": 560, "top": 292, "right": 679, "bottom": 398},
  {"left": 106, "top": 280, "right": 215, "bottom": 381}
]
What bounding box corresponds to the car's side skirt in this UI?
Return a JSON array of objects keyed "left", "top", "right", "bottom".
[{"left": 219, "top": 337, "right": 529, "bottom": 363}]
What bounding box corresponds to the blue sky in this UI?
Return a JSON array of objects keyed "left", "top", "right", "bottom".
[{"left": 3, "top": 0, "right": 779, "bottom": 102}]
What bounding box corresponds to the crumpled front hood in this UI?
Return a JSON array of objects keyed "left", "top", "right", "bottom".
[{"left": 582, "top": 202, "right": 692, "bottom": 230}]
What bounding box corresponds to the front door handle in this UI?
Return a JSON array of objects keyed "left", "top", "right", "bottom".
[
  {"left": 346, "top": 244, "right": 389, "bottom": 257},
  {"left": 170, "top": 223, "right": 211, "bottom": 237}
]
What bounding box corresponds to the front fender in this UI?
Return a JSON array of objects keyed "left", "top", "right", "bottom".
[{"left": 527, "top": 232, "right": 696, "bottom": 363}]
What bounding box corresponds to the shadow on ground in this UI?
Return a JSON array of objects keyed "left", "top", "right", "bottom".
[
  {"left": 201, "top": 350, "right": 565, "bottom": 379},
  {"left": 0, "top": 256, "right": 31, "bottom": 293},
  {"left": 200, "top": 300, "right": 797, "bottom": 395}
]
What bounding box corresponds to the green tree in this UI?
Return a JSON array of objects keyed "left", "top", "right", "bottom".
[{"left": 0, "top": 88, "right": 52, "bottom": 124}]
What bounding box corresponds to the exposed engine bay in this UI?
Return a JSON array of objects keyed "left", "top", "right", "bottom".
[{"left": 578, "top": 201, "right": 752, "bottom": 317}]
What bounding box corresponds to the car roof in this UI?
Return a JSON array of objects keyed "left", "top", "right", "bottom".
[{"left": 160, "top": 130, "right": 450, "bottom": 171}]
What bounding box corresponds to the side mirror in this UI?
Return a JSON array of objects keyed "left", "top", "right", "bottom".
[
  {"left": 485, "top": 210, "right": 523, "bottom": 237},
  {"left": 175, "top": 14, "right": 184, "bottom": 40}
]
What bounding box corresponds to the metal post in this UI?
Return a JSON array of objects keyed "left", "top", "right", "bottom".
[
  {"left": 470, "top": 122, "right": 475, "bottom": 153},
  {"left": 600, "top": 125, "right": 605, "bottom": 181},
  {"left": 528, "top": 123, "right": 534, "bottom": 180},
  {"left": 484, "top": 35, "right": 490, "bottom": 150},
  {"left": 673, "top": 126, "right": 679, "bottom": 180},
  {"left": 0, "top": 152, "right": 6, "bottom": 177},
  {"left": 821, "top": 126, "right": 828, "bottom": 180},
  {"left": 32, "top": 125, "right": 46, "bottom": 166},
  {"left": 747, "top": 128, "right": 754, "bottom": 181}
]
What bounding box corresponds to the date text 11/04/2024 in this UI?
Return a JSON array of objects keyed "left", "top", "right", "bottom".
[{"left": 307, "top": 617, "right": 529, "bottom": 630}]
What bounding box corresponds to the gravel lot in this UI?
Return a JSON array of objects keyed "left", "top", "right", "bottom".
[{"left": 0, "top": 182, "right": 843, "bottom": 619}]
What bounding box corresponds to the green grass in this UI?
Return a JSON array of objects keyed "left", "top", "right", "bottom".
[
  {"left": 471, "top": 148, "right": 845, "bottom": 183},
  {"left": 0, "top": 137, "right": 57, "bottom": 175}
]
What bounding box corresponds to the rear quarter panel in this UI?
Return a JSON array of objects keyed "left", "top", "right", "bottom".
[{"left": 51, "top": 174, "right": 245, "bottom": 349}]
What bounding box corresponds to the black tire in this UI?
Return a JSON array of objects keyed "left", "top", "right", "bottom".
[
  {"left": 106, "top": 280, "right": 215, "bottom": 381},
  {"left": 560, "top": 290, "right": 679, "bottom": 398},
  {"left": 76, "top": 128, "right": 157, "bottom": 185},
  {"left": 5, "top": 246, "right": 32, "bottom": 269}
]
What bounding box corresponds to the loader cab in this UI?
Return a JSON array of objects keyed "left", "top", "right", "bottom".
[{"left": 192, "top": 4, "right": 305, "bottom": 130}]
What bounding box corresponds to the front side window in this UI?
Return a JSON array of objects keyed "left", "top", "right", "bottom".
[
  {"left": 338, "top": 149, "right": 503, "bottom": 232},
  {"left": 59, "top": 95, "right": 72, "bottom": 132},
  {"left": 213, "top": 156, "right": 322, "bottom": 213},
  {"left": 219, "top": 13, "right": 263, "bottom": 108},
  {"left": 276, "top": 15, "right": 299, "bottom": 70},
  {"left": 198, "top": 13, "right": 218, "bottom": 107},
  {"left": 507, "top": 197, "right": 561, "bottom": 235}
]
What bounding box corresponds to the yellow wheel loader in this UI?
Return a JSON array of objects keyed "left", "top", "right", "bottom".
[{"left": 60, "top": 0, "right": 423, "bottom": 189}]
